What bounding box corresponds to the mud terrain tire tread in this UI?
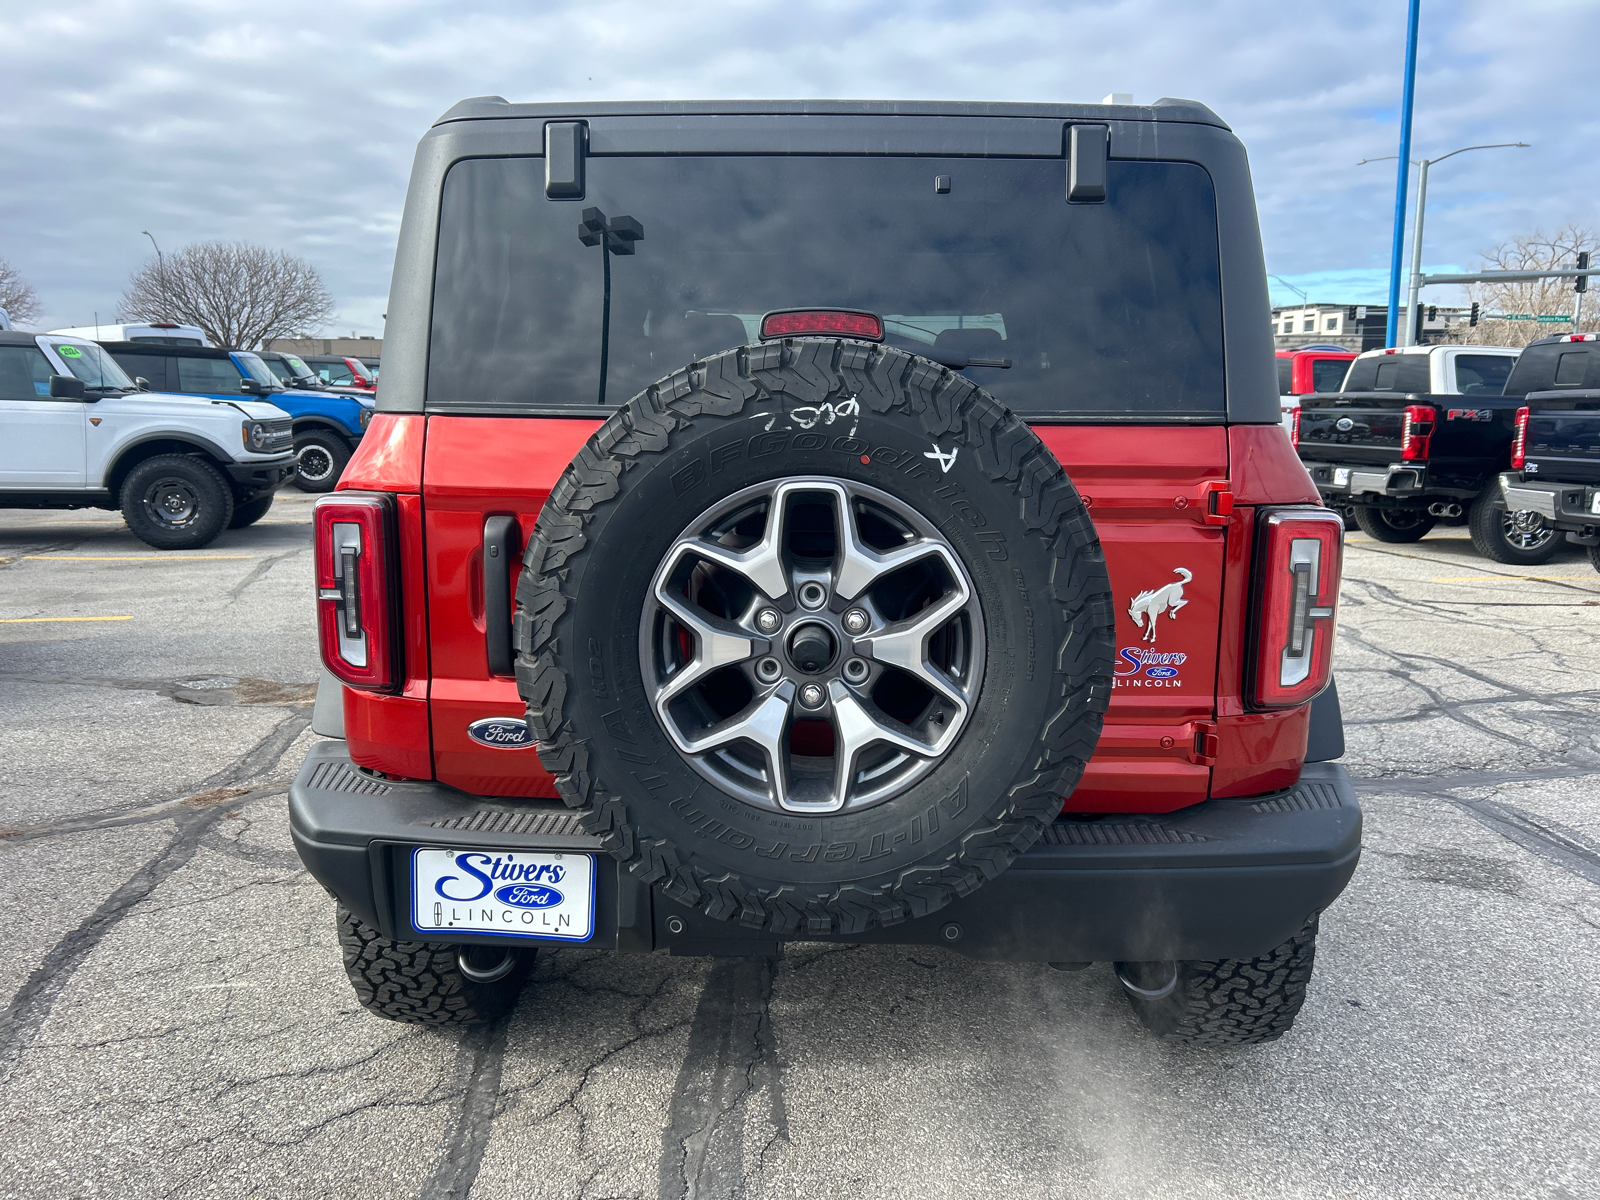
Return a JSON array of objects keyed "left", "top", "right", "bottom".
[
  {"left": 335, "top": 905, "right": 531, "bottom": 1025},
  {"left": 514, "top": 339, "right": 1114, "bottom": 937},
  {"left": 1119, "top": 916, "right": 1319, "bottom": 1045}
]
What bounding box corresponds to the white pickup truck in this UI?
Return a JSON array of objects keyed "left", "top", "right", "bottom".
[
  {"left": 1333, "top": 344, "right": 1521, "bottom": 397},
  {"left": 0, "top": 331, "right": 295, "bottom": 549}
]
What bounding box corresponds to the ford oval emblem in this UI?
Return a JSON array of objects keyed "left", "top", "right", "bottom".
[
  {"left": 467, "top": 717, "right": 534, "bottom": 749},
  {"left": 495, "top": 883, "right": 563, "bottom": 908},
  {"left": 1335, "top": 417, "right": 1354, "bottom": 432},
  {"left": 1145, "top": 665, "right": 1180, "bottom": 678}
]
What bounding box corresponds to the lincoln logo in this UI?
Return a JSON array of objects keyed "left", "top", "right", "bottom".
[{"left": 467, "top": 717, "right": 534, "bottom": 748}]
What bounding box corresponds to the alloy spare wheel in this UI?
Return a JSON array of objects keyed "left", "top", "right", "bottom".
[{"left": 514, "top": 338, "right": 1115, "bottom": 935}]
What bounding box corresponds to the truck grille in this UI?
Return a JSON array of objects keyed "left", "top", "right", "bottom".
[{"left": 258, "top": 418, "right": 293, "bottom": 454}]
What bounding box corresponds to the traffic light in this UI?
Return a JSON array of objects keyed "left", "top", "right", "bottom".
[
  {"left": 1427, "top": 306, "right": 1437, "bottom": 322},
  {"left": 1470, "top": 302, "right": 1480, "bottom": 326},
  {"left": 1348, "top": 305, "right": 1358, "bottom": 320},
  {"left": 1578, "top": 251, "right": 1590, "bottom": 294}
]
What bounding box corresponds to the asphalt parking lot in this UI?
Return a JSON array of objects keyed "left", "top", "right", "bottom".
[{"left": 1, "top": 494, "right": 1598, "bottom": 1200}]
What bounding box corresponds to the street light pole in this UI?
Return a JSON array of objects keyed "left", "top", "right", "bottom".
[
  {"left": 1268, "top": 275, "right": 1309, "bottom": 305},
  {"left": 1401, "top": 143, "right": 1529, "bottom": 345},
  {"left": 1385, "top": 0, "right": 1422, "bottom": 350},
  {"left": 141, "top": 230, "right": 166, "bottom": 319}
]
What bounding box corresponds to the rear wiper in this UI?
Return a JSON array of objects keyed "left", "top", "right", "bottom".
[{"left": 922, "top": 352, "right": 1012, "bottom": 370}]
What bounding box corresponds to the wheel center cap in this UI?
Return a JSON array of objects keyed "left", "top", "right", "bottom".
[{"left": 786, "top": 622, "right": 837, "bottom": 674}]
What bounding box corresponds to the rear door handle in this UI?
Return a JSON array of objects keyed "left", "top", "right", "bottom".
[{"left": 483, "top": 515, "right": 521, "bottom": 676}]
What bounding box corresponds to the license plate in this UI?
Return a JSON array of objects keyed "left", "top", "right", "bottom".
[
  {"left": 411, "top": 847, "right": 595, "bottom": 942},
  {"left": 1333, "top": 468, "right": 1351, "bottom": 487},
  {"left": 1591, "top": 493, "right": 1600, "bottom": 516}
]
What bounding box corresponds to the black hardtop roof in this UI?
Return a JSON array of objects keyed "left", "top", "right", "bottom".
[
  {"left": 0, "top": 331, "right": 42, "bottom": 346},
  {"left": 100, "top": 340, "right": 235, "bottom": 359},
  {"left": 435, "top": 95, "right": 1228, "bottom": 130}
]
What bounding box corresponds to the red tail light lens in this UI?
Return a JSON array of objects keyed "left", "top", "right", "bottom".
[
  {"left": 1290, "top": 405, "right": 1302, "bottom": 447},
  {"left": 1250, "top": 508, "right": 1343, "bottom": 710},
  {"left": 1510, "top": 406, "right": 1529, "bottom": 469},
  {"left": 1400, "top": 404, "right": 1435, "bottom": 461},
  {"left": 760, "top": 309, "right": 884, "bottom": 341},
  {"left": 315, "top": 493, "right": 398, "bottom": 691}
]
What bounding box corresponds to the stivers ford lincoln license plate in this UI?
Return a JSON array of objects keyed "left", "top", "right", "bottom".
[{"left": 411, "top": 848, "right": 595, "bottom": 942}]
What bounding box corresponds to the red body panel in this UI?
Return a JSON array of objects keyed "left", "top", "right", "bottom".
[
  {"left": 338, "top": 412, "right": 1328, "bottom": 809},
  {"left": 1275, "top": 349, "right": 1356, "bottom": 395},
  {"left": 423, "top": 417, "right": 601, "bottom": 796}
]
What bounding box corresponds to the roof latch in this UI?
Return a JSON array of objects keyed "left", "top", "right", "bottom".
[
  {"left": 1066, "top": 124, "right": 1108, "bottom": 203},
  {"left": 545, "top": 121, "right": 588, "bottom": 200}
]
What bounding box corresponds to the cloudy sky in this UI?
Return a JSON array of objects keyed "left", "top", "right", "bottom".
[{"left": 2, "top": 0, "right": 1596, "bottom": 335}]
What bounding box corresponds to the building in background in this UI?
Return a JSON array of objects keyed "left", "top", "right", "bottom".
[{"left": 1271, "top": 304, "right": 1476, "bottom": 352}]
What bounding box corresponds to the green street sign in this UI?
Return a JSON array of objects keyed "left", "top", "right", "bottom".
[{"left": 1486, "top": 313, "right": 1573, "bottom": 323}]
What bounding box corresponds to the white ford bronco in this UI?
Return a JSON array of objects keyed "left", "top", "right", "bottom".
[{"left": 0, "top": 331, "right": 296, "bottom": 549}]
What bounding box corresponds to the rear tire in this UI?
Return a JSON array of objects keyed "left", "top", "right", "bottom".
[
  {"left": 119, "top": 454, "right": 233, "bottom": 550},
  {"left": 292, "top": 432, "right": 351, "bottom": 493},
  {"left": 227, "top": 494, "right": 275, "bottom": 529},
  {"left": 1116, "top": 916, "right": 1319, "bottom": 1045},
  {"left": 336, "top": 906, "right": 533, "bottom": 1025},
  {"left": 1588, "top": 543, "right": 1600, "bottom": 576},
  {"left": 1352, "top": 504, "right": 1435, "bottom": 543},
  {"left": 1468, "top": 487, "right": 1561, "bottom": 565}
]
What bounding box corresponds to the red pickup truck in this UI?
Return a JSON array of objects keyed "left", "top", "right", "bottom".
[{"left": 291, "top": 97, "right": 1358, "bottom": 1047}]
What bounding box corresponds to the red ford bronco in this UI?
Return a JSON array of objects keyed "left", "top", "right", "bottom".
[{"left": 290, "top": 97, "right": 1358, "bottom": 1046}]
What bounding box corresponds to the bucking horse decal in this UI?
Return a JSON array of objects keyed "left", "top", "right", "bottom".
[{"left": 1128, "top": 568, "right": 1192, "bottom": 643}]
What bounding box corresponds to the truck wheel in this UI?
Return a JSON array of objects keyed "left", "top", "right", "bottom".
[
  {"left": 1588, "top": 543, "right": 1600, "bottom": 576},
  {"left": 292, "top": 433, "right": 351, "bottom": 493},
  {"left": 1468, "top": 488, "right": 1561, "bottom": 565},
  {"left": 1352, "top": 504, "right": 1435, "bottom": 543},
  {"left": 227, "top": 494, "right": 275, "bottom": 529},
  {"left": 1115, "top": 916, "right": 1319, "bottom": 1045},
  {"left": 515, "top": 339, "right": 1116, "bottom": 936},
  {"left": 336, "top": 906, "right": 533, "bottom": 1025},
  {"left": 119, "top": 454, "right": 234, "bottom": 550}
]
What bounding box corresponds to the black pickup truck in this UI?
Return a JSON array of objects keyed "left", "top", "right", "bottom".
[
  {"left": 1497, "top": 334, "right": 1600, "bottom": 573},
  {"left": 1296, "top": 347, "right": 1557, "bottom": 563}
]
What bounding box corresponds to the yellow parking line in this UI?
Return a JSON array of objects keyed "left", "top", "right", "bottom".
[
  {"left": 1431, "top": 575, "right": 1598, "bottom": 583},
  {"left": 23, "top": 555, "right": 254, "bottom": 561},
  {"left": 0, "top": 615, "right": 133, "bottom": 623}
]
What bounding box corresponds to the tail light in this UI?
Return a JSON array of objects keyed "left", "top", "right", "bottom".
[
  {"left": 1250, "top": 508, "right": 1343, "bottom": 709},
  {"left": 315, "top": 493, "right": 399, "bottom": 690},
  {"left": 1290, "top": 405, "right": 1302, "bottom": 447},
  {"left": 1400, "top": 404, "right": 1435, "bottom": 461},
  {"left": 1510, "top": 406, "right": 1530, "bottom": 469}
]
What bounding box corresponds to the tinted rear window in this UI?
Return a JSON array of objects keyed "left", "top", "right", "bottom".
[
  {"left": 1344, "top": 354, "right": 1430, "bottom": 392},
  {"left": 428, "top": 155, "right": 1225, "bottom": 418},
  {"left": 1310, "top": 357, "right": 1350, "bottom": 392},
  {"left": 1276, "top": 358, "right": 1293, "bottom": 394},
  {"left": 1454, "top": 354, "right": 1513, "bottom": 396}
]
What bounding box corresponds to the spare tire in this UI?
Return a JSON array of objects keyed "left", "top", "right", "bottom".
[{"left": 515, "top": 338, "right": 1114, "bottom": 935}]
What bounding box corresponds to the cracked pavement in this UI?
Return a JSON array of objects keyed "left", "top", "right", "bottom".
[{"left": 1, "top": 499, "right": 1597, "bottom": 1199}]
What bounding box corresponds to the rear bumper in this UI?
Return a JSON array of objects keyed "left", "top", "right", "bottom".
[
  {"left": 289, "top": 740, "right": 1361, "bottom": 963},
  {"left": 1305, "top": 460, "right": 1428, "bottom": 501},
  {"left": 1500, "top": 472, "right": 1600, "bottom": 534}
]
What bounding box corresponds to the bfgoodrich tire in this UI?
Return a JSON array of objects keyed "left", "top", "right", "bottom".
[
  {"left": 336, "top": 906, "right": 534, "bottom": 1025},
  {"left": 514, "top": 338, "right": 1115, "bottom": 936},
  {"left": 1352, "top": 504, "right": 1435, "bottom": 543},
  {"left": 1468, "top": 486, "right": 1561, "bottom": 565},
  {"left": 119, "top": 454, "right": 233, "bottom": 550},
  {"left": 1116, "top": 916, "right": 1319, "bottom": 1045}
]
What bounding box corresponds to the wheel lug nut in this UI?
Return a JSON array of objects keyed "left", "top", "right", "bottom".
[
  {"left": 843, "top": 657, "right": 869, "bottom": 683},
  {"left": 755, "top": 608, "right": 781, "bottom": 633},
  {"left": 755, "top": 657, "right": 782, "bottom": 683},
  {"left": 842, "top": 608, "right": 869, "bottom": 635},
  {"left": 798, "top": 581, "right": 827, "bottom": 609},
  {"left": 799, "top": 683, "right": 826, "bottom": 709}
]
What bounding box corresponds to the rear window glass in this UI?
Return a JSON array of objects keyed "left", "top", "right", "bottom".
[
  {"left": 1555, "top": 351, "right": 1588, "bottom": 386},
  {"left": 176, "top": 355, "right": 242, "bottom": 394},
  {"left": 1344, "top": 354, "right": 1430, "bottom": 392},
  {"left": 1454, "top": 354, "right": 1513, "bottom": 396},
  {"left": 1310, "top": 357, "right": 1350, "bottom": 392},
  {"left": 428, "top": 155, "right": 1225, "bottom": 418},
  {"left": 1276, "top": 358, "right": 1293, "bottom": 394}
]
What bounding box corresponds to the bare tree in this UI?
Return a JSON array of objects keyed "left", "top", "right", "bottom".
[
  {"left": 1447, "top": 223, "right": 1596, "bottom": 347},
  {"left": 0, "top": 256, "right": 41, "bottom": 326},
  {"left": 119, "top": 241, "right": 336, "bottom": 349}
]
